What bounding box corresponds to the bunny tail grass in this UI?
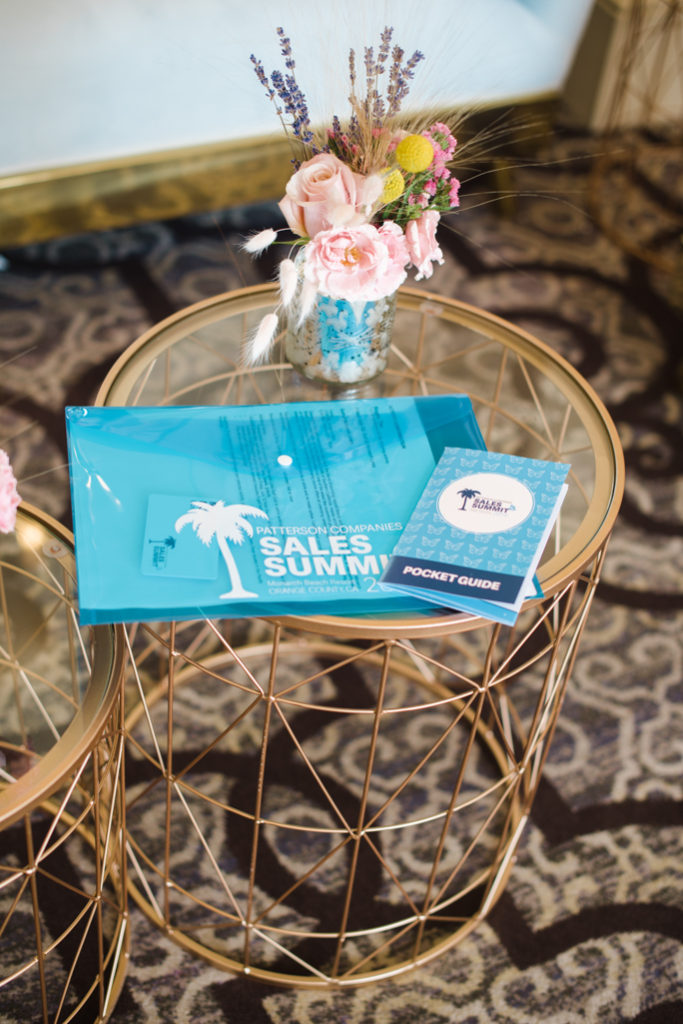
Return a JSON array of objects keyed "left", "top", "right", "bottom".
[
  {"left": 297, "top": 279, "right": 318, "bottom": 326},
  {"left": 279, "top": 259, "right": 298, "bottom": 307},
  {"left": 243, "top": 313, "right": 279, "bottom": 365},
  {"left": 242, "top": 228, "right": 277, "bottom": 255}
]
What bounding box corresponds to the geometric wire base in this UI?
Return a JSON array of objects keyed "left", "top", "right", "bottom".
[{"left": 123, "top": 557, "right": 603, "bottom": 987}]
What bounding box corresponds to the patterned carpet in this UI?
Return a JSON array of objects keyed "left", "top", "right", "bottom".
[{"left": 1, "top": 127, "right": 682, "bottom": 1022}]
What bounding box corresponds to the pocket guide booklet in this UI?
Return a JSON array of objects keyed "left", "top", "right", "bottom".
[
  {"left": 65, "top": 395, "right": 486, "bottom": 625},
  {"left": 380, "top": 448, "right": 569, "bottom": 624}
]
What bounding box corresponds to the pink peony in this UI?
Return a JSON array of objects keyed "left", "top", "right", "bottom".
[
  {"left": 279, "top": 153, "right": 382, "bottom": 239},
  {"left": 303, "top": 223, "right": 409, "bottom": 301},
  {"left": 0, "top": 449, "right": 21, "bottom": 534},
  {"left": 405, "top": 211, "right": 444, "bottom": 280},
  {"left": 377, "top": 220, "right": 410, "bottom": 269}
]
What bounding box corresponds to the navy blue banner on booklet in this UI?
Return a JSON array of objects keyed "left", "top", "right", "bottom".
[
  {"left": 66, "top": 395, "right": 485, "bottom": 625},
  {"left": 382, "top": 556, "right": 523, "bottom": 603}
]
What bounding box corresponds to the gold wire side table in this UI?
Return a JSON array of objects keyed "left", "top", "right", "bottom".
[
  {"left": 96, "top": 285, "right": 624, "bottom": 987},
  {"left": 0, "top": 505, "right": 128, "bottom": 1021}
]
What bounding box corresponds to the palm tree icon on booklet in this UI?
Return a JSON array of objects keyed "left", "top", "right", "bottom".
[
  {"left": 175, "top": 500, "right": 268, "bottom": 599},
  {"left": 457, "top": 488, "right": 481, "bottom": 510}
]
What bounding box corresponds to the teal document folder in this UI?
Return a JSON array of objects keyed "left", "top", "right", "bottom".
[{"left": 66, "top": 395, "right": 485, "bottom": 625}]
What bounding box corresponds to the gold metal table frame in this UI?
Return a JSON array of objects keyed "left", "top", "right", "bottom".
[
  {"left": 0, "top": 505, "right": 128, "bottom": 1021},
  {"left": 96, "top": 285, "right": 624, "bottom": 988}
]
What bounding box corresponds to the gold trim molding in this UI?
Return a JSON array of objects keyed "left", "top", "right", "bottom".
[{"left": 0, "top": 133, "right": 295, "bottom": 247}]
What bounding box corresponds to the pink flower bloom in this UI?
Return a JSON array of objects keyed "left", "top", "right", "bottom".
[
  {"left": 377, "top": 220, "right": 411, "bottom": 268},
  {"left": 449, "top": 178, "right": 461, "bottom": 207},
  {"left": 303, "top": 223, "right": 409, "bottom": 301},
  {"left": 0, "top": 449, "right": 21, "bottom": 534},
  {"left": 424, "top": 122, "right": 458, "bottom": 159},
  {"left": 387, "top": 128, "right": 409, "bottom": 153},
  {"left": 405, "top": 211, "right": 444, "bottom": 281},
  {"left": 279, "top": 153, "right": 382, "bottom": 239}
]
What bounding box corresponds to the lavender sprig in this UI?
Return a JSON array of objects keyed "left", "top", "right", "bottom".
[
  {"left": 386, "top": 45, "right": 403, "bottom": 115},
  {"left": 276, "top": 27, "right": 295, "bottom": 70},
  {"left": 372, "top": 91, "right": 386, "bottom": 125},
  {"left": 361, "top": 29, "right": 393, "bottom": 129},
  {"left": 250, "top": 55, "right": 276, "bottom": 104},
  {"left": 364, "top": 44, "right": 375, "bottom": 106},
  {"left": 377, "top": 27, "right": 392, "bottom": 75},
  {"left": 252, "top": 26, "right": 427, "bottom": 172},
  {"left": 386, "top": 45, "right": 424, "bottom": 116},
  {"left": 348, "top": 48, "right": 356, "bottom": 91},
  {"left": 251, "top": 27, "right": 316, "bottom": 158}
]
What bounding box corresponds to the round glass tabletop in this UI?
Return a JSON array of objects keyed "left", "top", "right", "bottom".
[{"left": 96, "top": 284, "right": 624, "bottom": 635}]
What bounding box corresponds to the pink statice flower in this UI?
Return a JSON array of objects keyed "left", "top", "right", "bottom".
[
  {"left": 449, "top": 178, "right": 461, "bottom": 207},
  {"left": 0, "top": 449, "right": 21, "bottom": 533},
  {"left": 423, "top": 122, "right": 458, "bottom": 160},
  {"left": 419, "top": 122, "right": 459, "bottom": 196},
  {"left": 405, "top": 210, "right": 444, "bottom": 280},
  {"left": 303, "top": 223, "right": 409, "bottom": 301}
]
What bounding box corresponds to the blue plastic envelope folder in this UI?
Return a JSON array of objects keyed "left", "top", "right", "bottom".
[{"left": 66, "top": 395, "right": 485, "bottom": 625}]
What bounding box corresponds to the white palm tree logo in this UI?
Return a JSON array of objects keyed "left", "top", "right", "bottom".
[{"left": 175, "top": 500, "right": 268, "bottom": 599}]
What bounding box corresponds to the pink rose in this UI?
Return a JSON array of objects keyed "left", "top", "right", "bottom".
[
  {"left": 0, "top": 449, "right": 21, "bottom": 534},
  {"left": 303, "top": 223, "right": 409, "bottom": 301},
  {"left": 405, "top": 210, "right": 444, "bottom": 280},
  {"left": 279, "top": 153, "right": 381, "bottom": 239}
]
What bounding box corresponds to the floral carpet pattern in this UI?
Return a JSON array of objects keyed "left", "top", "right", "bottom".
[{"left": 0, "top": 129, "right": 681, "bottom": 1022}]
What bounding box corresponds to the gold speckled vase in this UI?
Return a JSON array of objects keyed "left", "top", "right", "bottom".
[{"left": 285, "top": 283, "right": 397, "bottom": 387}]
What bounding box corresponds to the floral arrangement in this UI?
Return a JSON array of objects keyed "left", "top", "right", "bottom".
[
  {"left": 0, "top": 449, "right": 20, "bottom": 533},
  {"left": 244, "top": 26, "right": 462, "bottom": 362}
]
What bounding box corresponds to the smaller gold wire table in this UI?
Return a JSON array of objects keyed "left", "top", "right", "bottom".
[
  {"left": 96, "top": 285, "right": 624, "bottom": 988},
  {"left": 0, "top": 505, "right": 128, "bottom": 1022}
]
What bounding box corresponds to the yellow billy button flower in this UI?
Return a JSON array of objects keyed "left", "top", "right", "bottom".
[
  {"left": 381, "top": 168, "right": 405, "bottom": 203},
  {"left": 395, "top": 134, "right": 434, "bottom": 174}
]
